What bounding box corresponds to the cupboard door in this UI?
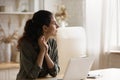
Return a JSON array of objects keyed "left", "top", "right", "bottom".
[
  {"left": 9, "top": 69, "right": 19, "bottom": 80},
  {"left": 0, "top": 69, "right": 9, "bottom": 80}
]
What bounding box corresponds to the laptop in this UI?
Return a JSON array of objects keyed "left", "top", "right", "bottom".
[{"left": 58, "top": 56, "right": 95, "bottom": 80}]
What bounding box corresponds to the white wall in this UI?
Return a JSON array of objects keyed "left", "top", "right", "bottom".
[
  {"left": 44, "top": 0, "right": 85, "bottom": 26},
  {"left": 63, "top": 0, "right": 85, "bottom": 26},
  {"left": 44, "top": 0, "right": 62, "bottom": 13}
]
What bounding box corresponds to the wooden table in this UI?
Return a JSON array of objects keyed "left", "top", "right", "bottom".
[
  {"left": 0, "top": 62, "right": 19, "bottom": 70},
  {"left": 36, "top": 68, "right": 120, "bottom": 80}
]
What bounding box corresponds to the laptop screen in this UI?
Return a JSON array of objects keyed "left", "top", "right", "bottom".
[{"left": 61, "top": 56, "right": 95, "bottom": 80}]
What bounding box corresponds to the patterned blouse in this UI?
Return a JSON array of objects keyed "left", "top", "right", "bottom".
[{"left": 16, "top": 38, "right": 60, "bottom": 80}]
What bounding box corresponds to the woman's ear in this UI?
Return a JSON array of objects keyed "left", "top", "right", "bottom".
[{"left": 43, "top": 25, "right": 48, "bottom": 32}]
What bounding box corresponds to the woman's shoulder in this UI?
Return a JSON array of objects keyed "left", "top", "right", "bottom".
[{"left": 19, "top": 39, "right": 32, "bottom": 47}]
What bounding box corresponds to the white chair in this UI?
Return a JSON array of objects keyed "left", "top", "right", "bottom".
[{"left": 56, "top": 27, "right": 87, "bottom": 75}]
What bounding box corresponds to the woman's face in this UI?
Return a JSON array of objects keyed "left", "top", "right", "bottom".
[{"left": 45, "top": 16, "right": 59, "bottom": 37}]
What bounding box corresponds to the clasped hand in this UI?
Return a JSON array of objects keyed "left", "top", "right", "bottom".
[{"left": 38, "top": 36, "right": 48, "bottom": 54}]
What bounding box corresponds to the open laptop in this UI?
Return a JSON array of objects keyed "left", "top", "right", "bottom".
[{"left": 58, "top": 56, "right": 95, "bottom": 80}]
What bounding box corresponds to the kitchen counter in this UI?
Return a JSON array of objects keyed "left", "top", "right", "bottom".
[{"left": 0, "top": 62, "right": 19, "bottom": 70}]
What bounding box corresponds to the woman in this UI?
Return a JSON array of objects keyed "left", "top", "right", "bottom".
[{"left": 16, "top": 10, "right": 60, "bottom": 80}]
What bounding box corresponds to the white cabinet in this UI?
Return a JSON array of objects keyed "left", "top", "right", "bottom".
[
  {"left": 0, "top": 69, "right": 8, "bottom": 80},
  {"left": 0, "top": 63, "right": 19, "bottom": 80},
  {"left": 0, "top": 68, "right": 19, "bottom": 80},
  {"left": 9, "top": 68, "right": 19, "bottom": 80}
]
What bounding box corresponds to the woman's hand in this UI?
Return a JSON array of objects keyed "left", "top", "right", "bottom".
[
  {"left": 38, "top": 36, "right": 54, "bottom": 70},
  {"left": 38, "top": 36, "right": 48, "bottom": 54},
  {"left": 37, "top": 36, "right": 48, "bottom": 67}
]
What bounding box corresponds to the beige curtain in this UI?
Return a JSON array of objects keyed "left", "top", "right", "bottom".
[
  {"left": 86, "top": 0, "right": 120, "bottom": 69},
  {"left": 100, "top": 0, "right": 120, "bottom": 68}
]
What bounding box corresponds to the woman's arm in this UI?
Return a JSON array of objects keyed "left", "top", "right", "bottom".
[
  {"left": 45, "top": 53, "right": 54, "bottom": 69},
  {"left": 45, "top": 39, "right": 60, "bottom": 77},
  {"left": 37, "top": 36, "right": 48, "bottom": 68},
  {"left": 37, "top": 37, "right": 60, "bottom": 77},
  {"left": 37, "top": 36, "right": 56, "bottom": 74}
]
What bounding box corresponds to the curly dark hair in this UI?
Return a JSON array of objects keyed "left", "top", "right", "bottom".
[{"left": 18, "top": 10, "right": 53, "bottom": 48}]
